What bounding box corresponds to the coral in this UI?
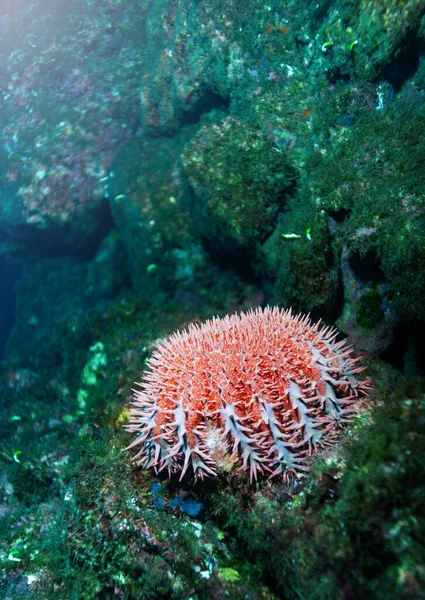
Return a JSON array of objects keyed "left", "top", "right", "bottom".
[{"left": 125, "top": 306, "right": 368, "bottom": 482}]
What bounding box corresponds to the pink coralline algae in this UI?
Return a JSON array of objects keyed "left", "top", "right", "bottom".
[{"left": 125, "top": 307, "right": 369, "bottom": 482}]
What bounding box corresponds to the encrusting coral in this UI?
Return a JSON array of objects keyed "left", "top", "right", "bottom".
[{"left": 125, "top": 307, "right": 369, "bottom": 482}]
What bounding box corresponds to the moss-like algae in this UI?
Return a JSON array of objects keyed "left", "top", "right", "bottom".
[
  {"left": 308, "top": 91, "right": 425, "bottom": 322},
  {"left": 357, "top": 289, "right": 385, "bottom": 329}
]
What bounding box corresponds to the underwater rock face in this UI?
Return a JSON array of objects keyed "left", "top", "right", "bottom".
[
  {"left": 183, "top": 116, "right": 294, "bottom": 251},
  {"left": 125, "top": 306, "right": 369, "bottom": 482},
  {"left": 0, "top": 0, "right": 145, "bottom": 256}
]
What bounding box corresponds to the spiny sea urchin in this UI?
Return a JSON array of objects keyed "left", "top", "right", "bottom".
[{"left": 125, "top": 307, "right": 369, "bottom": 482}]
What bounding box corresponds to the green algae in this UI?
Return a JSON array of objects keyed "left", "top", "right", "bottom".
[
  {"left": 308, "top": 92, "right": 425, "bottom": 322},
  {"left": 183, "top": 116, "right": 295, "bottom": 252},
  {"left": 357, "top": 289, "right": 385, "bottom": 329}
]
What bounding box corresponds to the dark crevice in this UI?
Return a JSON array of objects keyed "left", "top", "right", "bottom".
[
  {"left": 326, "top": 67, "right": 351, "bottom": 86},
  {"left": 201, "top": 236, "right": 259, "bottom": 281},
  {"left": 348, "top": 250, "right": 385, "bottom": 286},
  {"left": 72, "top": 200, "right": 115, "bottom": 260},
  {"left": 381, "top": 322, "right": 425, "bottom": 376},
  {"left": 0, "top": 257, "right": 22, "bottom": 361},
  {"left": 0, "top": 199, "right": 114, "bottom": 261},
  {"left": 328, "top": 208, "right": 350, "bottom": 224},
  {"left": 179, "top": 91, "right": 230, "bottom": 126},
  {"left": 329, "top": 266, "right": 345, "bottom": 324},
  {"left": 380, "top": 31, "right": 421, "bottom": 93}
]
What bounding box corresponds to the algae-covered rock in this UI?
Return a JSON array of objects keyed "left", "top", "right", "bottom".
[
  {"left": 0, "top": 0, "right": 147, "bottom": 257},
  {"left": 308, "top": 92, "right": 425, "bottom": 322},
  {"left": 261, "top": 196, "right": 338, "bottom": 316},
  {"left": 183, "top": 116, "right": 294, "bottom": 252}
]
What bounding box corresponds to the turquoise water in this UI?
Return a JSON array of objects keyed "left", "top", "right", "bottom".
[{"left": 1, "top": 1, "right": 425, "bottom": 598}]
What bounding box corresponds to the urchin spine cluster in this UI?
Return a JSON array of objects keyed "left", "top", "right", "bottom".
[{"left": 125, "top": 307, "right": 369, "bottom": 482}]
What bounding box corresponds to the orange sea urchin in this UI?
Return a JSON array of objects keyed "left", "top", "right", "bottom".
[{"left": 125, "top": 307, "right": 369, "bottom": 482}]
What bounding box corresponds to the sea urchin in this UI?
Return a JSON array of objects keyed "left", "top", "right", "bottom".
[{"left": 125, "top": 307, "right": 369, "bottom": 482}]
